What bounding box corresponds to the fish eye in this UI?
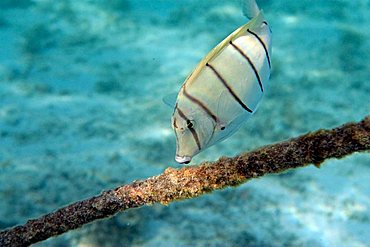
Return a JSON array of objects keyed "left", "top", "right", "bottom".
[
  {"left": 221, "top": 126, "right": 225, "bottom": 130},
  {"left": 186, "top": 120, "right": 194, "bottom": 129}
]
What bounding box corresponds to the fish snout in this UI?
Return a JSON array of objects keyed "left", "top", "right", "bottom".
[{"left": 175, "top": 155, "right": 192, "bottom": 164}]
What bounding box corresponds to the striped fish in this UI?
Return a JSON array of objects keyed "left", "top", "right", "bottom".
[{"left": 171, "top": 0, "right": 272, "bottom": 164}]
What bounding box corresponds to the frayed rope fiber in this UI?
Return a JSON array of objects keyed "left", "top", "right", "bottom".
[{"left": 1, "top": 116, "right": 369, "bottom": 246}]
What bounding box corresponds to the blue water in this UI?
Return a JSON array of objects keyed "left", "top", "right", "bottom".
[{"left": 0, "top": 0, "right": 369, "bottom": 246}]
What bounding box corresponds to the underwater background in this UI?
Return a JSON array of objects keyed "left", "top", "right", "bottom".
[{"left": 0, "top": 0, "right": 369, "bottom": 246}]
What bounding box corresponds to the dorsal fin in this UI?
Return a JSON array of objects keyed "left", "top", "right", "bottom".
[
  {"left": 232, "top": 11, "right": 265, "bottom": 39},
  {"left": 183, "top": 1, "right": 265, "bottom": 87},
  {"left": 242, "top": 0, "right": 260, "bottom": 19}
]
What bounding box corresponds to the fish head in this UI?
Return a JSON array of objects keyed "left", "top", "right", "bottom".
[{"left": 172, "top": 106, "right": 215, "bottom": 164}]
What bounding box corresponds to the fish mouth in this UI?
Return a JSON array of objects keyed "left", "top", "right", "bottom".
[{"left": 175, "top": 155, "right": 192, "bottom": 164}]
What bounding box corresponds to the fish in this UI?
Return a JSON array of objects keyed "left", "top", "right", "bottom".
[{"left": 169, "top": 0, "right": 272, "bottom": 164}]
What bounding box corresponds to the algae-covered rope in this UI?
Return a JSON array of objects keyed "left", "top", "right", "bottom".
[{"left": 1, "top": 116, "right": 369, "bottom": 247}]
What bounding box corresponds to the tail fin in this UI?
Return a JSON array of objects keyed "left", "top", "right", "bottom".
[{"left": 242, "top": 0, "right": 260, "bottom": 19}]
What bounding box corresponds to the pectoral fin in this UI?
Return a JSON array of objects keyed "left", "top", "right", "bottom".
[{"left": 162, "top": 93, "right": 178, "bottom": 108}]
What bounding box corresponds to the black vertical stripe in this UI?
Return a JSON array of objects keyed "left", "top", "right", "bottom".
[
  {"left": 176, "top": 105, "right": 188, "bottom": 122},
  {"left": 263, "top": 21, "right": 272, "bottom": 33},
  {"left": 206, "top": 63, "right": 253, "bottom": 113},
  {"left": 173, "top": 118, "right": 178, "bottom": 128},
  {"left": 247, "top": 29, "right": 271, "bottom": 69},
  {"left": 176, "top": 106, "right": 202, "bottom": 151},
  {"left": 229, "top": 40, "right": 264, "bottom": 92},
  {"left": 188, "top": 128, "right": 201, "bottom": 151},
  {"left": 174, "top": 126, "right": 179, "bottom": 153},
  {"left": 183, "top": 86, "right": 218, "bottom": 123}
]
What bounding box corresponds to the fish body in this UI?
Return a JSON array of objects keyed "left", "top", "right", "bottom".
[{"left": 171, "top": 0, "right": 272, "bottom": 164}]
